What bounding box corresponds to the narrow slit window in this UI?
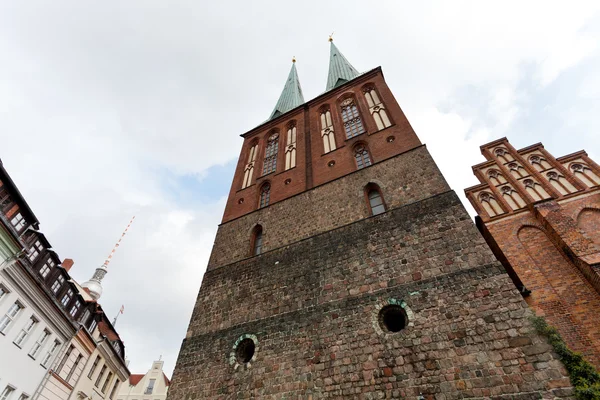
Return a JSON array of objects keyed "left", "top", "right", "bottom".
[
  {"left": 320, "top": 110, "right": 337, "bottom": 153},
  {"left": 252, "top": 226, "right": 263, "bottom": 256},
  {"left": 259, "top": 183, "right": 270, "bottom": 208},
  {"left": 368, "top": 190, "right": 386, "bottom": 216},
  {"left": 364, "top": 88, "right": 392, "bottom": 130},
  {"left": 242, "top": 143, "right": 258, "bottom": 189},
  {"left": 285, "top": 125, "right": 297, "bottom": 170}
]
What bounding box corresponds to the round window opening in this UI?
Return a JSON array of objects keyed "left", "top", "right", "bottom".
[
  {"left": 378, "top": 305, "right": 407, "bottom": 333},
  {"left": 235, "top": 338, "right": 255, "bottom": 364}
]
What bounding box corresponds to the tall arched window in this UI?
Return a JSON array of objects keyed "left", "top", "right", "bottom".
[
  {"left": 571, "top": 162, "right": 600, "bottom": 187},
  {"left": 285, "top": 124, "right": 297, "bottom": 170},
  {"left": 365, "top": 184, "right": 386, "bottom": 216},
  {"left": 354, "top": 145, "right": 372, "bottom": 169},
  {"left": 259, "top": 183, "right": 270, "bottom": 208},
  {"left": 320, "top": 109, "right": 336, "bottom": 153},
  {"left": 340, "top": 98, "right": 365, "bottom": 139},
  {"left": 242, "top": 142, "right": 258, "bottom": 189},
  {"left": 251, "top": 225, "right": 263, "bottom": 256},
  {"left": 363, "top": 87, "right": 391, "bottom": 130},
  {"left": 262, "top": 133, "right": 279, "bottom": 175},
  {"left": 478, "top": 192, "right": 504, "bottom": 217}
]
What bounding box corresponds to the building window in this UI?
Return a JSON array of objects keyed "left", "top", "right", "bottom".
[
  {"left": 39, "top": 259, "right": 55, "bottom": 279},
  {"left": 87, "top": 355, "right": 101, "bottom": 379},
  {"left": 354, "top": 146, "right": 372, "bottom": 169},
  {"left": 95, "top": 365, "right": 107, "bottom": 387},
  {"left": 57, "top": 344, "right": 74, "bottom": 373},
  {"left": 69, "top": 300, "right": 81, "bottom": 317},
  {"left": 284, "top": 124, "right": 297, "bottom": 170},
  {"left": 144, "top": 379, "right": 156, "bottom": 395},
  {"left": 29, "top": 329, "right": 50, "bottom": 358},
  {"left": 41, "top": 339, "right": 61, "bottom": 367},
  {"left": 79, "top": 309, "right": 91, "bottom": 325},
  {"left": 262, "top": 133, "right": 279, "bottom": 175},
  {"left": 61, "top": 289, "right": 74, "bottom": 307},
  {"left": 51, "top": 276, "right": 65, "bottom": 294},
  {"left": 340, "top": 98, "right": 365, "bottom": 139},
  {"left": 102, "top": 372, "right": 114, "bottom": 393},
  {"left": 88, "top": 318, "right": 98, "bottom": 333},
  {"left": 0, "top": 386, "right": 15, "bottom": 400},
  {"left": 242, "top": 143, "right": 258, "bottom": 189},
  {"left": 0, "top": 284, "right": 9, "bottom": 301},
  {"left": 0, "top": 301, "right": 23, "bottom": 333},
  {"left": 366, "top": 185, "right": 386, "bottom": 216},
  {"left": 259, "top": 183, "right": 270, "bottom": 208},
  {"left": 66, "top": 353, "right": 83, "bottom": 383},
  {"left": 320, "top": 109, "right": 337, "bottom": 153},
  {"left": 28, "top": 241, "right": 43, "bottom": 262},
  {"left": 17, "top": 394, "right": 29, "bottom": 400},
  {"left": 0, "top": 186, "right": 14, "bottom": 210},
  {"left": 571, "top": 162, "right": 600, "bottom": 187},
  {"left": 363, "top": 88, "right": 391, "bottom": 130},
  {"left": 109, "top": 380, "right": 120, "bottom": 400},
  {"left": 14, "top": 315, "right": 38, "bottom": 347},
  {"left": 112, "top": 341, "right": 121, "bottom": 355},
  {"left": 251, "top": 226, "right": 263, "bottom": 256},
  {"left": 10, "top": 213, "right": 26, "bottom": 232}
]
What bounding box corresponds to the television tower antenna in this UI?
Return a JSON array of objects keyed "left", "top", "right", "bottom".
[{"left": 103, "top": 216, "right": 136, "bottom": 267}]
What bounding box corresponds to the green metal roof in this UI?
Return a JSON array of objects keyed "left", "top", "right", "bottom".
[
  {"left": 269, "top": 62, "right": 305, "bottom": 120},
  {"left": 326, "top": 41, "right": 360, "bottom": 91}
]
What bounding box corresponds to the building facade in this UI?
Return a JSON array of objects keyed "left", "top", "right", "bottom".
[
  {"left": 465, "top": 138, "right": 600, "bottom": 368},
  {"left": 117, "top": 360, "right": 170, "bottom": 400},
  {"left": 168, "top": 42, "right": 573, "bottom": 398},
  {"left": 0, "top": 159, "right": 129, "bottom": 400}
]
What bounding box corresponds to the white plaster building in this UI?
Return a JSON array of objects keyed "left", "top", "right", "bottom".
[{"left": 116, "top": 360, "right": 170, "bottom": 400}]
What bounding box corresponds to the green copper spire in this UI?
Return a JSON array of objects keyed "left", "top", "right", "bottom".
[
  {"left": 326, "top": 39, "right": 360, "bottom": 91},
  {"left": 269, "top": 59, "right": 305, "bottom": 120}
]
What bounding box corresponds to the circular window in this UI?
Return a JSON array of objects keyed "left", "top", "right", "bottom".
[
  {"left": 378, "top": 305, "right": 407, "bottom": 333},
  {"left": 328, "top": 160, "right": 335, "bottom": 167},
  {"left": 386, "top": 136, "right": 395, "bottom": 143},
  {"left": 235, "top": 338, "right": 255, "bottom": 364},
  {"left": 238, "top": 198, "right": 244, "bottom": 204},
  {"left": 284, "top": 178, "right": 292, "bottom": 185}
]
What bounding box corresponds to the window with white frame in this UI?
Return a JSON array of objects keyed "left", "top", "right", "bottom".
[
  {"left": 14, "top": 315, "right": 38, "bottom": 347},
  {"left": 0, "top": 284, "right": 8, "bottom": 301},
  {"left": 0, "top": 386, "right": 15, "bottom": 400},
  {"left": 88, "top": 318, "right": 98, "bottom": 333},
  {"left": 28, "top": 241, "right": 43, "bottom": 262},
  {"left": 60, "top": 288, "right": 73, "bottom": 307},
  {"left": 29, "top": 329, "right": 50, "bottom": 358},
  {"left": 69, "top": 300, "right": 81, "bottom": 317},
  {"left": 10, "top": 213, "right": 26, "bottom": 232},
  {"left": 112, "top": 341, "right": 121, "bottom": 355},
  {"left": 51, "top": 276, "right": 65, "bottom": 294},
  {"left": 109, "top": 380, "right": 120, "bottom": 400},
  {"left": 66, "top": 353, "right": 83, "bottom": 383},
  {"left": 0, "top": 301, "right": 23, "bottom": 333},
  {"left": 39, "top": 259, "right": 55, "bottom": 279},
  {"left": 95, "top": 365, "right": 107, "bottom": 387},
  {"left": 57, "top": 344, "right": 74, "bottom": 373},
  {"left": 87, "top": 355, "right": 101, "bottom": 379},
  {"left": 145, "top": 379, "right": 156, "bottom": 395},
  {"left": 79, "top": 309, "right": 91, "bottom": 325},
  {"left": 41, "top": 339, "right": 61, "bottom": 367},
  {"left": 17, "top": 394, "right": 29, "bottom": 400},
  {"left": 102, "top": 372, "right": 114, "bottom": 393}
]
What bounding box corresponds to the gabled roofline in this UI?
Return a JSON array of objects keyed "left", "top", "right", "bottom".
[
  {"left": 240, "top": 66, "right": 383, "bottom": 138},
  {"left": 0, "top": 159, "right": 40, "bottom": 227}
]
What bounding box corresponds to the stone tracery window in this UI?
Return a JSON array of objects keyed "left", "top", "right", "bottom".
[
  {"left": 494, "top": 147, "right": 514, "bottom": 163},
  {"left": 340, "top": 98, "right": 365, "bottom": 139},
  {"left": 500, "top": 185, "right": 526, "bottom": 210},
  {"left": 285, "top": 124, "right": 297, "bottom": 170},
  {"left": 320, "top": 109, "right": 337, "bottom": 153},
  {"left": 522, "top": 179, "right": 550, "bottom": 201},
  {"left": 354, "top": 145, "right": 372, "bottom": 169},
  {"left": 259, "top": 183, "right": 270, "bottom": 208},
  {"left": 242, "top": 143, "right": 258, "bottom": 189},
  {"left": 528, "top": 154, "right": 551, "bottom": 171},
  {"left": 545, "top": 171, "right": 576, "bottom": 195},
  {"left": 262, "top": 133, "right": 279, "bottom": 175},
  {"left": 507, "top": 162, "right": 527, "bottom": 178},
  {"left": 363, "top": 87, "right": 391, "bottom": 130},
  {"left": 487, "top": 169, "right": 507, "bottom": 185},
  {"left": 571, "top": 163, "right": 600, "bottom": 187},
  {"left": 478, "top": 192, "right": 504, "bottom": 217}
]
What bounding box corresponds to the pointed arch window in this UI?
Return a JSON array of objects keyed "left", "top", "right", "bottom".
[
  {"left": 285, "top": 124, "right": 297, "bottom": 170},
  {"left": 487, "top": 169, "right": 507, "bottom": 186},
  {"left": 546, "top": 171, "right": 576, "bottom": 195},
  {"left": 522, "top": 179, "right": 550, "bottom": 201},
  {"left": 354, "top": 145, "right": 372, "bottom": 169},
  {"left": 262, "top": 133, "right": 279, "bottom": 175},
  {"left": 320, "top": 109, "right": 336, "bottom": 153},
  {"left": 363, "top": 88, "right": 391, "bottom": 130},
  {"left": 570, "top": 163, "right": 600, "bottom": 187},
  {"left": 242, "top": 142, "right": 258, "bottom": 189},
  {"left": 340, "top": 98, "right": 365, "bottom": 139},
  {"left": 259, "top": 183, "right": 270, "bottom": 208},
  {"left": 365, "top": 184, "right": 386, "bottom": 216},
  {"left": 528, "top": 154, "right": 551, "bottom": 171},
  {"left": 251, "top": 225, "right": 263, "bottom": 256},
  {"left": 478, "top": 192, "right": 504, "bottom": 217},
  {"left": 500, "top": 185, "right": 526, "bottom": 210}
]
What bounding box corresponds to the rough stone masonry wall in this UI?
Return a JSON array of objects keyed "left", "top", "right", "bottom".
[
  {"left": 208, "top": 145, "right": 450, "bottom": 270},
  {"left": 171, "top": 192, "right": 572, "bottom": 399}
]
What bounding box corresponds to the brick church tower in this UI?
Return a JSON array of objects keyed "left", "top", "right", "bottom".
[
  {"left": 465, "top": 138, "right": 600, "bottom": 368},
  {"left": 168, "top": 41, "right": 572, "bottom": 398}
]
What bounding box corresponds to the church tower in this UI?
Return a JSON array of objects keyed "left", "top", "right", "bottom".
[{"left": 168, "top": 41, "right": 572, "bottom": 398}]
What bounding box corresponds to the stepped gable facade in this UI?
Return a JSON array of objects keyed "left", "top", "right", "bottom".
[
  {"left": 169, "top": 44, "right": 573, "bottom": 399},
  {"left": 465, "top": 137, "right": 600, "bottom": 368}
]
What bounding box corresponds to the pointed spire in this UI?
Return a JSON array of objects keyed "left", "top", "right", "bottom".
[
  {"left": 269, "top": 60, "right": 305, "bottom": 120},
  {"left": 326, "top": 39, "right": 360, "bottom": 91}
]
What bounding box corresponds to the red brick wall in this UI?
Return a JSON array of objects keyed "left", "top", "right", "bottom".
[{"left": 221, "top": 69, "right": 422, "bottom": 223}]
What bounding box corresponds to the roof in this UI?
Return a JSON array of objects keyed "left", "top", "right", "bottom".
[
  {"left": 0, "top": 159, "right": 40, "bottom": 228},
  {"left": 326, "top": 41, "right": 360, "bottom": 91},
  {"left": 269, "top": 62, "right": 305, "bottom": 120},
  {"left": 128, "top": 372, "right": 171, "bottom": 387}
]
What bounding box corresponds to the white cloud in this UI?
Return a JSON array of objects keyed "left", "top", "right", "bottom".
[{"left": 0, "top": 0, "right": 599, "bottom": 376}]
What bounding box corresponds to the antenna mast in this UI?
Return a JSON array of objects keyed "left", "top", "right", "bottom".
[{"left": 103, "top": 216, "right": 136, "bottom": 267}]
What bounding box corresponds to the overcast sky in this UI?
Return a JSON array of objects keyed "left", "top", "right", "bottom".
[{"left": 1, "top": 1, "right": 599, "bottom": 377}]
